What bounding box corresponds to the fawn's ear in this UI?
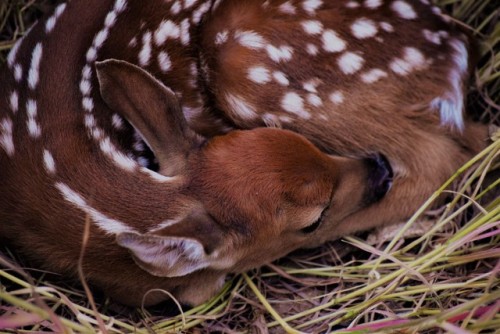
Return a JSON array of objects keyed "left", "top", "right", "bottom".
[
  {"left": 116, "top": 209, "right": 233, "bottom": 277},
  {"left": 96, "top": 59, "right": 199, "bottom": 176}
]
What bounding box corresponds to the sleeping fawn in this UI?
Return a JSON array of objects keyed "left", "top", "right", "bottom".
[{"left": 0, "top": 0, "right": 488, "bottom": 306}]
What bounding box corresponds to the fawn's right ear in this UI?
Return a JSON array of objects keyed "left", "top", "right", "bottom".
[{"left": 95, "top": 59, "right": 200, "bottom": 176}]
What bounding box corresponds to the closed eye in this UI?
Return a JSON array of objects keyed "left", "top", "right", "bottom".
[{"left": 300, "top": 205, "right": 329, "bottom": 234}]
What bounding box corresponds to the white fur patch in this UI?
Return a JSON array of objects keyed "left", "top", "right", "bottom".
[
  {"left": 273, "top": 71, "right": 290, "bottom": 86},
  {"left": 422, "top": 29, "right": 448, "bottom": 45},
  {"left": 43, "top": 149, "right": 56, "bottom": 174},
  {"left": 154, "top": 20, "right": 180, "bottom": 46},
  {"left": 351, "top": 18, "right": 378, "bottom": 39},
  {"left": 279, "top": 1, "right": 296, "bottom": 14},
  {"left": 80, "top": 79, "right": 91, "bottom": 96},
  {"left": 192, "top": 2, "right": 210, "bottom": 25},
  {"left": 235, "top": 30, "right": 267, "bottom": 50},
  {"left": 99, "top": 137, "right": 137, "bottom": 172},
  {"left": 430, "top": 38, "right": 467, "bottom": 131},
  {"left": 93, "top": 30, "right": 110, "bottom": 49},
  {"left": 28, "top": 43, "right": 43, "bottom": 90},
  {"left": 82, "top": 97, "right": 94, "bottom": 112},
  {"left": 0, "top": 118, "right": 15, "bottom": 156},
  {"left": 215, "top": 30, "right": 229, "bottom": 45},
  {"left": 111, "top": 114, "right": 125, "bottom": 130},
  {"left": 55, "top": 182, "right": 135, "bottom": 235},
  {"left": 329, "top": 91, "right": 344, "bottom": 105},
  {"left": 306, "top": 43, "right": 319, "bottom": 55},
  {"left": 364, "top": 0, "right": 382, "bottom": 8},
  {"left": 338, "top": 52, "right": 364, "bottom": 74},
  {"left": 346, "top": 1, "right": 360, "bottom": 8},
  {"left": 225, "top": 93, "right": 258, "bottom": 120},
  {"left": 389, "top": 47, "right": 427, "bottom": 76},
  {"left": 266, "top": 45, "right": 293, "bottom": 63},
  {"left": 10, "top": 91, "right": 19, "bottom": 113},
  {"left": 322, "top": 29, "right": 346, "bottom": 53},
  {"left": 26, "top": 99, "right": 41, "bottom": 138},
  {"left": 248, "top": 66, "right": 271, "bottom": 84},
  {"left": 391, "top": 1, "right": 417, "bottom": 19},
  {"left": 302, "top": 20, "right": 323, "bottom": 35},
  {"left": 281, "top": 92, "right": 311, "bottom": 119},
  {"left": 139, "top": 31, "right": 152, "bottom": 66},
  {"left": 307, "top": 93, "right": 323, "bottom": 107},
  {"left": 361, "top": 68, "right": 388, "bottom": 83},
  {"left": 14, "top": 64, "right": 23, "bottom": 82},
  {"left": 158, "top": 51, "right": 172, "bottom": 73},
  {"left": 141, "top": 168, "right": 177, "bottom": 183},
  {"left": 86, "top": 47, "right": 97, "bottom": 63},
  {"left": 180, "top": 19, "right": 191, "bottom": 45},
  {"left": 380, "top": 22, "right": 394, "bottom": 33},
  {"left": 45, "top": 3, "right": 67, "bottom": 33},
  {"left": 303, "top": 0, "right": 323, "bottom": 14}
]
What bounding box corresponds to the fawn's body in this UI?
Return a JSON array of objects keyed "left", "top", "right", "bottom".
[{"left": 0, "top": 0, "right": 488, "bottom": 306}]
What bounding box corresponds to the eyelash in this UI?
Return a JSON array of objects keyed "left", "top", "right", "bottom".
[{"left": 300, "top": 206, "right": 328, "bottom": 234}]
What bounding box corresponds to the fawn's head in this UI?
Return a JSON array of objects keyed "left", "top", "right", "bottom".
[{"left": 96, "top": 60, "right": 392, "bottom": 280}]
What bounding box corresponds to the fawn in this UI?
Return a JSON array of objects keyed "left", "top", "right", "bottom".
[
  {"left": 0, "top": 0, "right": 391, "bottom": 306},
  {"left": 0, "top": 0, "right": 488, "bottom": 305}
]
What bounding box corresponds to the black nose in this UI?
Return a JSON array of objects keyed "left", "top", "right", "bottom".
[{"left": 364, "top": 154, "right": 393, "bottom": 204}]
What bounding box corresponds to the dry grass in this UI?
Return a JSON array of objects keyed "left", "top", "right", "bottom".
[{"left": 1, "top": 0, "right": 499, "bottom": 333}]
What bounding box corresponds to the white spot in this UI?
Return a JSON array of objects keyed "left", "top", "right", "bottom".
[
  {"left": 180, "top": 19, "right": 191, "bottom": 45},
  {"left": 329, "top": 91, "right": 344, "bottom": 104},
  {"left": 361, "top": 68, "right": 388, "bottom": 83},
  {"left": 248, "top": 66, "right": 271, "bottom": 84},
  {"left": 154, "top": 20, "right": 180, "bottom": 46},
  {"left": 26, "top": 99, "right": 41, "bottom": 138},
  {"left": 262, "top": 113, "right": 281, "bottom": 127},
  {"left": 158, "top": 51, "right": 172, "bottom": 72},
  {"left": 0, "top": 118, "right": 14, "bottom": 156},
  {"left": 225, "top": 93, "right": 258, "bottom": 120},
  {"left": 322, "top": 29, "right": 346, "bottom": 53},
  {"left": 391, "top": 1, "right": 417, "bottom": 20},
  {"left": 192, "top": 2, "right": 210, "bottom": 25},
  {"left": 171, "top": 1, "right": 182, "bottom": 14},
  {"left": 43, "top": 150, "right": 56, "bottom": 174},
  {"left": 235, "top": 30, "right": 267, "bottom": 50},
  {"left": 10, "top": 91, "right": 19, "bottom": 113},
  {"left": 14, "top": 64, "right": 23, "bottom": 82},
  {"left": 114, "top": 0, "right": 127, "bottom": 13},
  {"left": 303, "top": 79, "right": 320, "bottom": 93},
  {"left": 7, "top": 38, "right": 22, "bottom": 68},
  {"left": 351, "top": 18, "right": 378, "bottom": 39},
  {"left": 184, "top": 0, "right": 197, "bottom": 9},
  {"left": 80, "top": 79, "right": 91, "bottom": 96},
  {"left": 93, "top": 29, "right": 110, "bottom": 49},
  {"left": 306, "top": 43, "right": 319, "bottom": 55},
  {"left": 380, "top": 22, "right": 394, "bottom": 32},
  {"left": 307, "top": 93, "right": 323, "bottom": 107},
  {"left": 86, "top": 47, "right": 97, "bottom": 63},
  {"left": 111, "top": 114, "right": 125, "bottom": 130},
  {"left": 273, "top": 71, "right": 290, "bottom": 86},
  {"left": 139, "top": 31, "right": 152, "bottom": 66},
  {"left": 301, "top": 20, "right": 324, "bottom": 35},
  {"left": 215, "top": 30, "right": 229, "bottom": 45},
  {"left": 430, "top": 38, "right": 467, "bottom": 131},
  {"left": 281, "top": 92, "right": 310, "bottom": 119},
  {"left": 129, "top": 36, "right": 138, "bottom": 47},
  {"left": 338, "top": 52, "right": 364, "bottom": 74},
  {"left": 82, "top": 97, "right": 94, "bottom": 112},
  {"left": 82, "top": 65, "right": 92, "bottom": 80},
  {"left": 137, "top": 156, "right": 149, "bottom": 167},
  {"left": 389, "top": 47, "right": 427, "bottom": 76},
  {"left": 423, "top": 29, "right": 448, "bottom": 45},
  {"left": 364, "top": 0, "right": 382, "bottom": 8},
  {"left": 279, "top": 1, "right": 296, "bottom": 14},
  {"left": 84, "top": 113, "right": 97, "bottom": 130},
  {"left": 346, "top": 1, "right": 360, "bottom": 8},
  {"left": 182, "top": 105, "right": 203, "bottom": 122},
  {"left": 266, "top": 45, "right": 293, "bottom": 63},
  {"left": 45, "top": 3, "right": 66, "bottom": 33},
  {"left": 28, "top": 43, "right": 43, "bottom": 90},
  {"left": 55, "top": 182, "right": 135, "bottom": 235},
  {"left": 99, "top": 137, "right": 137, "bottom": 172},
  {"left": 105, "top": 11, "right": 118, "bottom": 28},
  {"left": 303, "top": 0, "right": 323, "bottom": 14}
]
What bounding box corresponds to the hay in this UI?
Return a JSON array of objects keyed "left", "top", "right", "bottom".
[{"left": 1, "top": 1, "right": 499, "bottom": 333}]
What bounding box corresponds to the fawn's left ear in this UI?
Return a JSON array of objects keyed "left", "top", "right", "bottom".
[
  {"left": 95, "top": 59, "right": 200, "bottom": 176},
  {"left": 116, "top": 208, "right": 233, "bottom": 277}
]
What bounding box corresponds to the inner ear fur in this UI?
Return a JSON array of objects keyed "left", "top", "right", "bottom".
[{"left": 95, "top": 59, "right": 200, "bottom": 176}]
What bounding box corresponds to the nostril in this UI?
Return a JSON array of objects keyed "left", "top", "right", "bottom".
[{"left": 365, "top": 154, "right": 394, "bottom": 204}]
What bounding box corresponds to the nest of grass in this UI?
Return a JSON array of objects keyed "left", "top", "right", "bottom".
[{"left": 1, "top": 0, "right": 499, "bottom": 333}]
